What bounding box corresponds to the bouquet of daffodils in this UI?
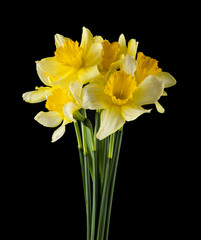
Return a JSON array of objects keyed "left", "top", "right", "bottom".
[{"left": 23, "top": 27, "right": 176, "bottom": 240}]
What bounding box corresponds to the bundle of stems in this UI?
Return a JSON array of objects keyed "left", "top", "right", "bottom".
[{"left": 74, "top": 109, "right": 123, "bottom": 240}]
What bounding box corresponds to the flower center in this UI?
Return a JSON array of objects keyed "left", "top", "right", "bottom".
[
  {"left": 54, "top": 39, "right": 83, "bottom": 69},
  {"left": 104, "top": 70, "right": 138, "bottom": 105},
  {"left": 98, "top": 40, "right": 120, "bottom": 73},
  {"left": 135, "top": 52, "right": 162, "bottom": 85},
  {"left": 46, "top": 87, "right": 72, "bottom": 116}
]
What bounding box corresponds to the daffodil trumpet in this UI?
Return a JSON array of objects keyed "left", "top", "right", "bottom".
[{"left": 22, "top": 27, "right": 176, "bottom": 240}]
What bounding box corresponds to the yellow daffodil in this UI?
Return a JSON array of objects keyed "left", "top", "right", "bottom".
[
  {"left": 36, "top": 27, "right": 104, "bottom": 88},
  {"left": 98, "top": 34, "right": 138, "bottom": 74},
  {"left": 82, "top": 55, "right": 164, "bottom": 140},
  {"left": 135, "top": 52, "right": 176, "bottom": 112},
  {"left": 24, "top": 82, "right": 82, "bottom": 142}
]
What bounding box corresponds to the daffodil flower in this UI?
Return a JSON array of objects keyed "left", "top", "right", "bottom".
[
  {"left": 36, "top": 27, "right": 104, "bottom": 88},
  {"left": 30, "top": 82, "right": 82, "bottom": 142},
  {"left": 135, "top": 52, "right": 176, "bottom": 113},
  {"left": 82, "top": 55, "right": 164, "bottom": 140},
  {"left": 98, "top": 34, "right": 138, "bottom": 74}
]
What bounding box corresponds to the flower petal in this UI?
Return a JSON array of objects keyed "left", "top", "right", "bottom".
[
  {"left": 127, "top": 39, "right": 139, "bottom": 58},
  {"left": 22, "top": 87, "right": 51, "bottom": 103},
  {"left": 156, "top": 72, "right": 176, "bottom": 88},
  {"left": 63, "top": 102, "right": 81, "bottom": 121},
  {"left": 78, "top": 65, "right": 101, "bottom": 84},
  {"left": 155, "top": 101, "right": 165, "bottom": 113},
  {"left": 52, "top": 124, "right": 66, "bottom": 142},
  {"left": 122, "top": 103, "right": 151, "bottom": 121},
  {"left": 133, "top": 75, "right": 164, "bottom": 106},
  {"left": 121, "top": 54, "right": 137, "bottom": 76},
  {"left": 36, "top": 57, "right": 75, "bottom": 87},
  {"left": 84, "top": 42, "right": 103, "bottom": 67},
  {"left": 34, "top": 111, "right": 62, "bottom": 127},
  {"left": 118, "top": 34, "right": 127, "bottom": 54},
  {"left": 69, "top": 81, "right": 83, "bottom": 105},
  {"left": 96, "top": 106, "right": 125, "bottom": 140},
  {"left": 80, "top": 27, "right": 93, "bottom": 56},
  {"left": 36, "top": 60, "right": 52, "bottom": 86},
  {"left": 55, "top": 34, "right": 68, "bottom": 48},
  {"left": 51, "top": 119, "right": 70, "bottom": 143},
  {"left": 82, "top": 82, "right": 110, "bottom": 110},
  {"left": 93, "top": 35, "right": 104, "bottom": 43}
]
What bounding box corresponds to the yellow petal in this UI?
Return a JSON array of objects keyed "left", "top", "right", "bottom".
[
  {"left": 155, "top": 101, "right": 165, "bottom": 113},
  {"left": 52, "top": 123, "right": 66, "bottom": 142},
  {"left": 36, "top": 60, "right": 52, "bottom": 86},
  {"left": 84, "top": 42, "right": 103, "bottom": 67},
  {"left": 55, "top": 34, "right": 68, "bottom": 48},
  {"left": 63, "top": 102, "right": 81, "bottom": 121},
  {"left": 118, "top": 34, "right": 127, "bottom": 55},
  {"left": 51, "top": 119, "right": 71, "bottom": 143},
  {"left": 82, "top": 82, "right": 111, "bottom": 110},
  {"left": 156, "top": 72, "right": 176, "bottom": 88},
  {"left": 127, "top": 39, "right": 139, "bottom": 58},
  {"left": 121, "top": 54, "right": 137, "bottom": 76},
  {"left": 78, "top": 65, "right": 101, "bottom": 84},
  {"left": 34, "top": 111, "right": 62, "bottom": 127},
  {"left": 121, "top": 103, "right": 151, "bottom": 121},
  {"left": 22, "top": 87, "right": 51, "bottom": 103},
  {"left": 36, "top": 57, "right": 76, "bottom": 87},
  {"left": 96, "top": 106, "right": 125, "bottom": 140},
  {"left": 69, "top": 81, "right": 83, "bottom": 105},
  {"left": 93, "top": 35, "right": 104, "bottom": 43},
  {"left": 80, "top": 27, "right": 93, "bottom": 56},
  {"left": 132, "top": 75, "right": 164, "bottom": 106}
]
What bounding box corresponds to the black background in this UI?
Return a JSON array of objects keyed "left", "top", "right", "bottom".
[{"left": 4, "top": 1, "right": 198, "bottom": 239}]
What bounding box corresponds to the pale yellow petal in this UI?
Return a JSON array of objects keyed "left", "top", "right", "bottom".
[
  {"left": 52, "top": 124, "right": 66, "bottom": 142},
  {"left": 118, "top": 34, "right": 127, "bottom": 55},
  {"left": 96, "top": 106, "right": 125, "bottom": 140},
  {"left": 93, "top": 35, "right": 104, "bottom": 43},
  {"left": 36, "top": 57, "right": 76, "bottom": 87},
  {"left": 84, "top": 42, "right": 103, "bottom": 67},
  {"left": 132, "top": 75, "right": 164, "bottom": 105},
  {"left": 69, "top": 81, "right": 83, "bottom": 105},
  {"left": 155, "top": 101, "right": 165, "bottom": 113},
  {"left": 81, "top": 82, "right": 111, "bottom": 110},
  {"left": 78, "top": 65, "right": 101, "bottom": 84},
  {"left": 127, "top": 39, "right": 139, "bottom": 58},
  {"left": 63, "top": 102, "right": 81, "bottom": 121},
  {"left": 80, "top": 27, "right": 93, "bottom": 56},
  {"left": 156, "top": 72, "right": 176, "bottom": 88},
  {"left": 34, "top": 111, "right": 62, "bottom": 127},
  {"left": 36, "top": 60, "right": 52, "bottom": 86},
  {"left": 121, "top": 54, "right": 137, "bottom": 76},
  {"left": 22, "top": 87, "right": 51, "bottom": 103},
  {"left": 55, "top": 34, "right": 68, "bottom": 48},
  {"left": 110, "top": 59, "right": 123, "bottom": 71},
  {"left": 51, "top": 119, "right": 71, "bottom": 143},
  {"left": 122, "top": 103, "right": 151, "bottom": 121}
]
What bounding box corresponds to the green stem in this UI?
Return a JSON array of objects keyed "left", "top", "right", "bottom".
[
  {"left": 74, "top": 121, "right": 82, "bottom": 150},
  {"left": 101, "top": 137, "right": 109, "bottom": 195},
  {"left": 105, "top": 128, "right": 123, "bottom": 240},
  {"left": 74, "top": 122, "right": 85, "bottom": 201},
  {"left": 90, "top": 151, "right": 98, "bottom": 240},
  {"left": 81, "top": 116, "right": 92, "bottom": 240},
  {"left": 96, "top": 157, "right": 111, "bottom": 240},
  {"left": 96, "top": 134, "right": 115, "bottom": 240},
  {"left": 84, "top": 154, "right": 92, "bottom": 240},
  {"left": 108, "top": 133, "right": 115, "bottom": 159}
]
